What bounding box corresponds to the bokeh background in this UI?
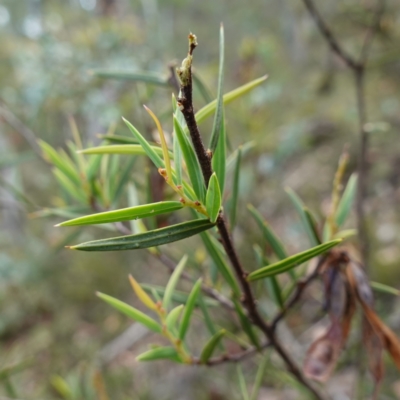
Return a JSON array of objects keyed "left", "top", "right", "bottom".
[{"left": 1, "top": 0, "right": 400, "bottom": 398}]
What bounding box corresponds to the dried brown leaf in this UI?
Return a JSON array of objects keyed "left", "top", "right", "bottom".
[
  {"left": 346, "top": 261, "right": 400, "bottom": 371},
  {"left": 363, "top": 316, "right": 384, "bottom": 400},
  {"left": 304, "top": 319, "right": 342, "bottom": 382}
]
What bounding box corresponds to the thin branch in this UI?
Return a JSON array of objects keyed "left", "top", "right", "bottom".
[
  {"left": 0, "top": 103, "right": 42, "bottom": 157},
  {"left": 301, "top": 0, "right": 360, "bottom": 70},
  {"left": 176, "top": 33, "right": 329, "bottom": 400},
  {"left": 271, "top": 256, "right": 327, "bottom": 330},
  {"left": 359, "top": 0, "right": 386, "bottom": 64},
  {"left": 300, "top": 0, "right": 386, "bottom": 268},
  {"left": 193, "top": 340, "right": 271, "bottom": 366}
]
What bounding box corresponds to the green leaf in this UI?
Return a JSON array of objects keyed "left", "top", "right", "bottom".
[
  {"left": 173, "top": 124, "right": 183, "bottom": 186},
  {"left": 200, "top": 329, "right": 226, "bottom": 363},
  {"left": 57, "top": 201, "right": 183, "bottom": 226},
  {"left": 69, "top": 219, "right": 215, "bottom": 251},
  {"left": 179, "top": 278, "right": 202, "bottom": 340},
  {"left": 336, "top": 173, "right": 358, "bottom": 227},
  {"left": 79, "top": 145, "right": 173, "bottom": 159},
  {"left": 173, "top": 115, "right": 205, "bottom": 202},
  {"left": 163, "top": 255, "right": 189, "bottom": 310},
  {"left": 141, "top": 284, "right": 218, "bottom": 307},
  {"left": 39, "top": 140, "right": 81, "bottom": 186},
  {"left": 226, "top": 141, "right": 255, "bottom": 171},
  {"left": 96, "top": 292, "right": 162, "bottom": 333},
  {"left": 195, "top": 75, "right": 268, "bottom": 126},
  {"left": 122, "top": 117, "right": 164, "bottom": 169},
  {"left": 166, "top": 304, "right": 184, "bottom": 333},
  {"left": 206, "top": 173, "right": 222, "bottom": 223},
  {"left": 136, "top": 346, "right": 181, "bottom": 362},
  {"left": 250, "top": 356, "right": 269, "bottom": 400},
  {"left": 247, "top": 204, "right": 290, "bottom": 263},
  {"left": 370, "top": 281, "right": 400, "bottom": 296},
  {"left": 212, "top": 109, "right": 226, "bottom": 195},
  {"left": 237, "top": 365, "right": 250, "bottom": 400},
  {"left": 53, "top": 169, "right": 86, "bottom": 203},
  {"left": 209, "top": 24, "right": 225, "bottom": 153},
  {"left": 304, "top": 207, "right": 322, "bottom": 244},
  {"left": 111, "top": 157, "right": 136, "bottom": 204},
  {"left": 253, "top": 244, "right": 283, "bottom": 309},
  {"left": 230, "top": 147, "right": 242, "bottom": 229},
  {"left": 247, "top": 239, "right": 342, "bottom": 281},
  {"left": 200, "top": 231, "right": 241, "bottom": 296},
  {"left": 192, "top": 72, "right": 213, "bottom": 104},
  {"left": 86, "top": 153, "right": 102, "bottom": 181},
  {"left": 285, "top": 187, "right": 320, "bottom": 246},
  {"left": 90, "top": 69, "right": 169, "bottom": 86},
  {"left": 198, "top": 295, "right": 222, "bottom": 350},
  {"left": 99, "top": 134, "right": 139, "bottom": 145},
  {"left": 233, "top": 299, "right": 260, "bottom": 349}
]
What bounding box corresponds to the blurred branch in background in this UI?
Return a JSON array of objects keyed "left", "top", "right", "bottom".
[{"left": 300, "top": 0, "right": 386, "bottom": 270}]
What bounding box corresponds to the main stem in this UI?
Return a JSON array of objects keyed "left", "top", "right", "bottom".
[{"left": 177, "top": 34, "right": 328, "bottom": 400}]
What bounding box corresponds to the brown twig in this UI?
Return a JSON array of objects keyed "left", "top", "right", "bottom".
[
  {"left": 300, "top": 0, "right": 386, "bottom": 268},
  {"left": 271, "top": 255, "right": 328, "bottom": 330},
  {"left": 193, "top": 340, "right": 271, "bottom": 366},
  {"left": 176, "top": 33, "right": 328, "bottom": 400}
]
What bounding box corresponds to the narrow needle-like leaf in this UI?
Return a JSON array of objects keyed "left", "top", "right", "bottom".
[
  {"left": 179, "top": 278, "right": 202, "bottom": 340},
  {"left": 96, "top": 292, "right": 161, "bottom": 333},
  {"left": 230, "top": 147, "right": 242, "bottom": 229},
  {"left": 136, "top": 347, "right": 181, "bottom": 362},
  {"left": 69, "top": 219, "right": 215, "bottom": 251},
  {"left": 200, "top": 329, "right": 226, "bottom": 363},
  {"left": 122, "top": 117, "right": 164, "bottom": 169},
  {"left": 173, "top": 115, "right": 205, "bottom": 202},
  {"left": 163, "top": 255, "right": 189, "bottom": 310},
  {"left": 209, "top": 24, "right": 225, "bottom": 153},
  {"left": 206, "top": 173, "right": 222, "bottom": 223},
  {"left": 195, "top": 75, "right": 268, "bottom": 126},
  {"left": 248, "top": 239, "right": 342, "bottom": 281},
  {"left": 335, "top": 173, "right": 358, "bottom": 227},
  {"left": 57, "top": 201, "right": 183, "bottom": 226},
  {"left": 144, "top": 105, "right": 173, "bottom": 181},
  {"left": 129, "top": 275, "right": 158, "bottom": 311}
]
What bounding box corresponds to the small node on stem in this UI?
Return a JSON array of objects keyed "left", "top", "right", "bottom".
[
  {"left": 188, "top": 32, "right": 198, "bottom": 55},
  {"left": 206, "top": 149, "right": 213, "bottom": 159},
  {"left": 158, "top": 168, "right": 168, "bottom": 180},
  {"left": 179, "top": 197, "right": 186, "bottom": 204},
  {"left": 194, "top": 201, "right": 201, "bottom": 206}
]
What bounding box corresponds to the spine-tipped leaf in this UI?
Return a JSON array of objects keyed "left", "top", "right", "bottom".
[
  {"left": 248, "top": 239, "right": 342, "bottom": 281},
  {"left": 69, "top": 219, "right": 215, "bottom": 251},
  {"left": 206, "top": 173, "right": 222, "bottom": 223},
  {"left": 57, "top": 201, "right": 183, "bottom": 226},
  {"left": 96, "top": 292, "right": 162, "bottom": 333}
]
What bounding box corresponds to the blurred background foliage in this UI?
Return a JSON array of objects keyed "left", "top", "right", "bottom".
[{"left": 0, "top": 0, "right": 400, "bottom": 398}]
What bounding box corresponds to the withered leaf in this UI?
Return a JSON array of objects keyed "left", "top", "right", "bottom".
[
  {"left": 363, "top": 316, "right": 384, "bottom": 400},
  {"left": 346, "top": 261, "right": 400, "bottom": 371},
  {"left": 304, "top": 319, "right": 342, "bottom": 382}
]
